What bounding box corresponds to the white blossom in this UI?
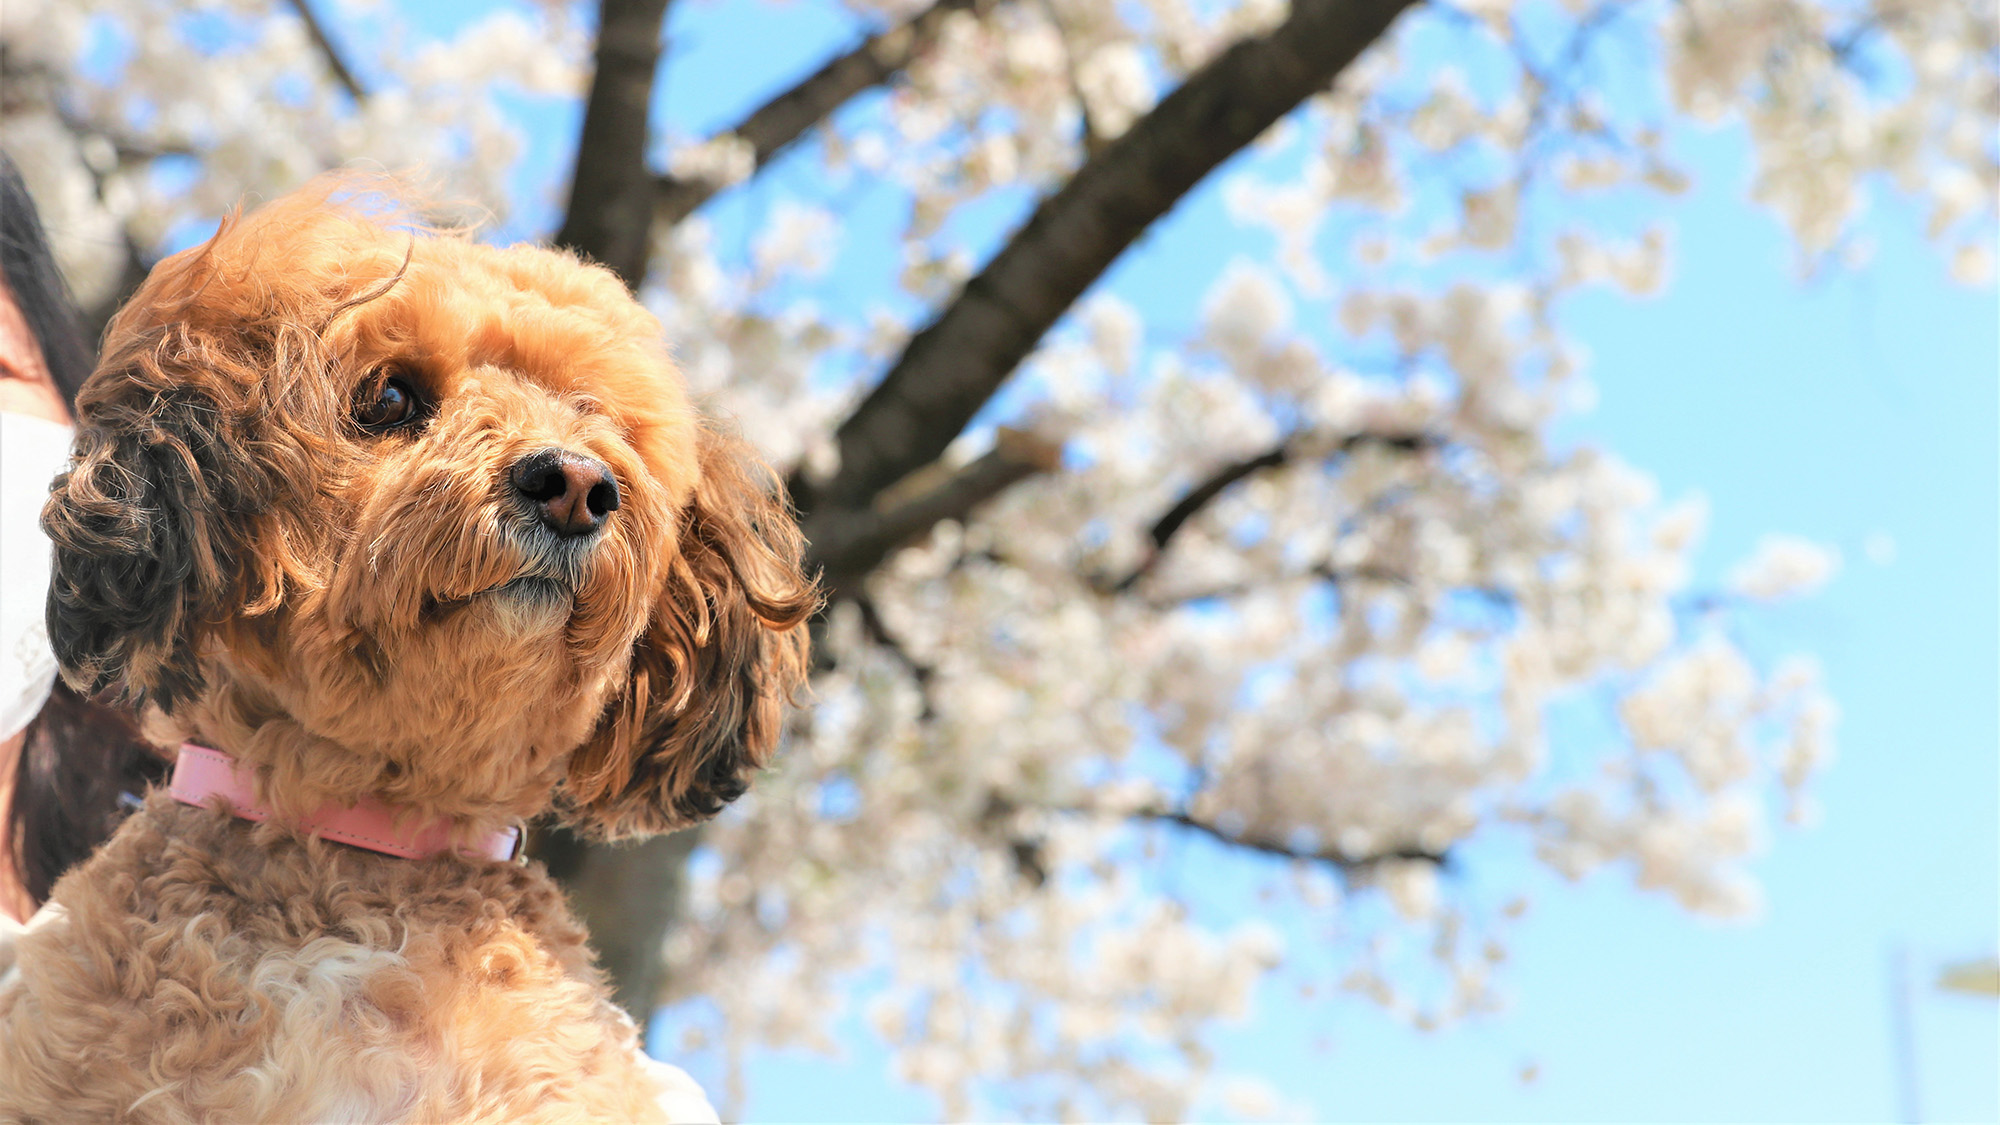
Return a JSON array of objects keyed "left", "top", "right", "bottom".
[{"left": 1728, "top": 534, "right": 1841, "bottom": 600}]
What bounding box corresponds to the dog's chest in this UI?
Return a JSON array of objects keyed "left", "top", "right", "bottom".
[{"left": 0, "top": 801, "right": 666, "bottom": 1123}]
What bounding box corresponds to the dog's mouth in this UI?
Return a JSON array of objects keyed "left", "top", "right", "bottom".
[
  {"left": 417, "top": 528, "right": 595, "bottom": 625},
  {"left": 492, "top": 574, "right": 573, "bottom": 606},
  {"left": 421, "top": 574, "right": 576, "bottom": 622}
]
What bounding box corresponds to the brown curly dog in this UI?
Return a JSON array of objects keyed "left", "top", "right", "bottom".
[{"left": 0, "top": 176, "right": 815, "bottom": 1122}]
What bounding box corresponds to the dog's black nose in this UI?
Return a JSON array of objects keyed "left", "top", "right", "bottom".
[{"left": 510, "top": 448, "right": 620, "bottom": 537}]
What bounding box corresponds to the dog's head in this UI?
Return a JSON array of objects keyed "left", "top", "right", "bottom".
[{"left": 42, "top": 176, "right": 815, "bottom": 838}]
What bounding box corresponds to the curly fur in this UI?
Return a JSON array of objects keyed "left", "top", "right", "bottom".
[{"left": 0, "top": 175, "right": 816, "bottom": 1121}]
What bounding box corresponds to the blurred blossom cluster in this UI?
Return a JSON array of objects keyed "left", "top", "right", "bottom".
[
  {"left": 674, "top": 279, "right": 1844, "bottom": 1115},
  {"left": 5, "top": 0, "right": 1991, "bottom": 1116},
  {"left": 0, "top": 0, "right": 589, "bottom": 310}
]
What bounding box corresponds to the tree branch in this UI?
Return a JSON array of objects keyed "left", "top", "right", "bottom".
[
  {"left": 1032, "top": 0, "right": 1108, "bottom": 157},
  {"left": 809, "top": 426, "right": 1062, "bottom": 599},
  {"left": 654, "top": 0, "right": 993, "bottom": 228},
  {"left": 1120, "top": 445, "right": 1292, "bottom": 591},
  {"left": 988, "top": 792, "right": 1447, "bottom": 888},
  {"left": 282, "top": 0, "right": 369, "bottom": 104},
  {"left": 854, "top": 593, "right": 937, "bottom": 719},
  {"left": 800, "top": 0, "right": 1418, "bottom": 523},
  {"left": 1132, "top": 562, "right": 1422, "bottom": 610},
  {"left": 555, "top": 0, "right": 675, "bottom": 290},
  {"left": 1111, "top": 430, "right": 1437, "bottom": 592},
  {"left": 1135, "top": 807, "right": 1450, "bottom": 876}
]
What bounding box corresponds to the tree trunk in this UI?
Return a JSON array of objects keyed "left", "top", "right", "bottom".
[
  {"left": 535, "top": 825, "right": 702, "bottom": 1031},
  {"left": 801, "top": 0, "right": 1418, "bottom": 522},
  {"left": 545, "top": 0, "right": 1417, "bottom": 1034},
  {"left": 554, "top": 0, "right": 676, "bottom": 289}
]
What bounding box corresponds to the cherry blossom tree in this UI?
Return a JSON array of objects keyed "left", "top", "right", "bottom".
[{"left": 3, "top": 0, "right": 1992, "bottom": 1115}]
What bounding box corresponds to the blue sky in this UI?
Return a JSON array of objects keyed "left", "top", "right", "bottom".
[
  {"left": 1208, "top": 138, "right": 2000, "bottom": 1121},
  {"left": 390, "top": 0, "right": 1997, "bottom": 1117}
]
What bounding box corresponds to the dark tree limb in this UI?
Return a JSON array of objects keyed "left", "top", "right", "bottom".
[
  {"left": 854, "top": 594, "right": 937, "bottom": 719},
  {"left": 1111, "top": 430, "right": 1437, "bottom": 592},
  {"left": 1031, "top": 0, "right": 1108, "bottom": 157},
  {"left": 1134, "top": 807, "right": 1450, "bottom": 877},
  {"left": 1133, "top": 562, "right": 1419, "bottom": 610},
  {"left": 556, "top": 0, "right": 676, "bottom": 289},
  {"left": 1117, "top": 445, "right": 1294, "bottom": 592},
  {"left": 654, "top": 0, "right": 995, "bottom": 228},
  {"left": 1012, "top": 792, "right": 1450, "bottom": 879},
  {"left": 281, "top": 0, "right": 369, "bottom": 103},
  {"left": 810, "top": 426, "right": 1062, "bottom": 599},
  {"left": 800, "top": 0, "right": 1419, "bottom": 523}
]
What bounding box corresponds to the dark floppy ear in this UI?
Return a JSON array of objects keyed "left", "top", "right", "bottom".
[
  {"left": 41, "top": 250, "right": 332, "bottom": 711},
  {"left": 560, "top": 424, "right": 818, "bottom": 840},
  {"left": 43, "top": 378, "right": 234, "bottom": 709}
]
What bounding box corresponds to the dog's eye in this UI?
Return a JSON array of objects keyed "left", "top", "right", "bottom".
[{"left": 355, "top": 375, "right": 421, "bottom": 433}]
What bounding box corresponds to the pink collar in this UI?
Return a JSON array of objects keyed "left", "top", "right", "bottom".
[{"left": 168, "top": 743, "right": 521, "bottom": 863}]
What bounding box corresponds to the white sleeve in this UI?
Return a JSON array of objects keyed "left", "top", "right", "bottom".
[
  {"left": 0, "top": 901, "right": 65, "bottom": 992},
  {"left": 636, "top": 1055, "right": 722, "bottom": 1124}
]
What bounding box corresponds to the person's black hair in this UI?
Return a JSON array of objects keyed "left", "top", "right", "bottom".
[
  {"left": 9, "top": 684, "right": 162, "bottom": 903},
  {"left": 0, "top": 154, "right": 93, "bottom": 401},
  {"left": 2, "top": 150, "right": 166, "bottom": 907}
]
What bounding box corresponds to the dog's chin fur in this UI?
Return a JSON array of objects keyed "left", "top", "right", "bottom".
[{"left": 0, "top": 174, "right": 819, "bottom": 1121}]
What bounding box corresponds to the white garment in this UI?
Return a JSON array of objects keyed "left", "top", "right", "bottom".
[
  {"left": 0, "top": 900, "right": 65, "bottom": 987},
  {"left": 638, "top": 1054, "right": 723, "bottom": 1124},
  {"left": 0, "top": 412, "right": 72, "bottom": 741}
]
